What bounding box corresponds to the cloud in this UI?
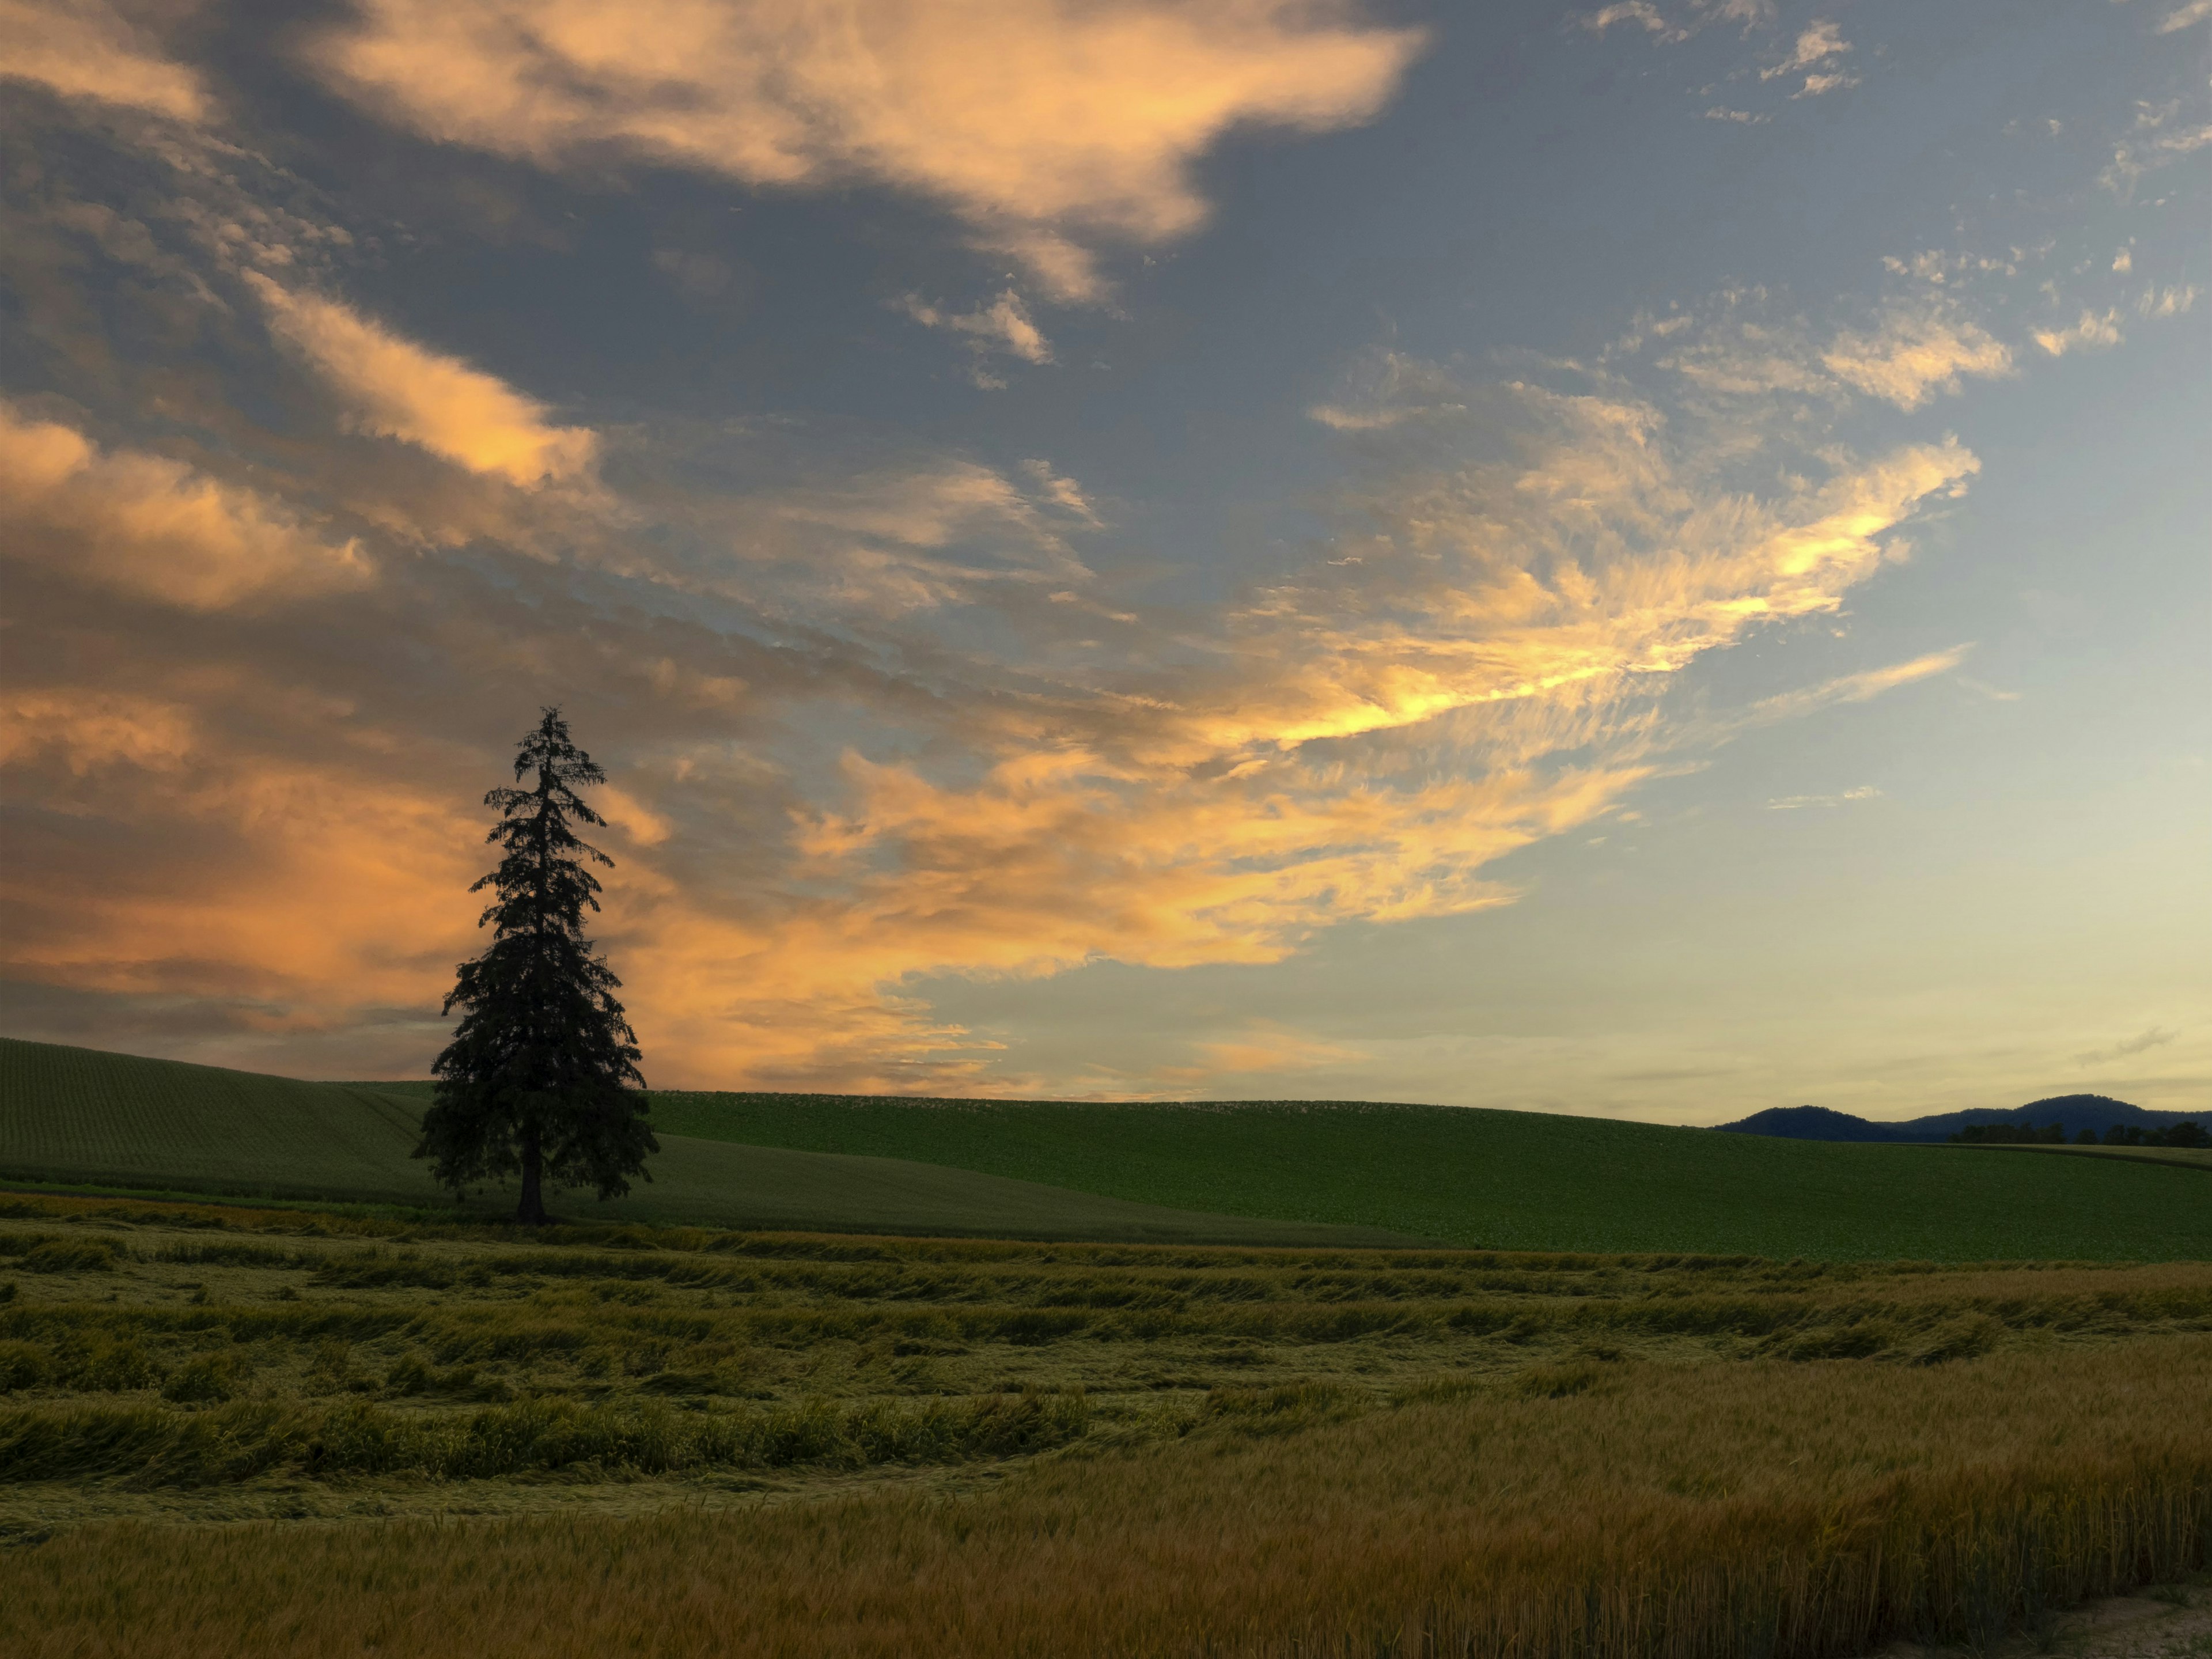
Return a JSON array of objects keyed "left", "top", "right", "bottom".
[
  {"left": 1793, "top": 71, "right": 1858, "bottom": 97},
  {"left": 2033, "top": 309, "right": 2125, "bottom": 356},
  {"left": 2138, "top": 285, "right": 2197, "bottom": 318},
  {"left": 0, "top": 400, "right": 374, "bottom": 610},
  {"left": 1, "top": 688, "right": 486, "bottom": 1017},
  {"left": 1187, "top": 1024, "right": 1366, "bottom": 1078},
  {"left": 1766, "top": 785, "right": 1880, "bottom": 810},
  {"left": 1582, "top": 0, "right": 1773, "bottom": 44},
  {"left": 0, "top": 0, "right": 207, "bottom": 120},
  {"left": 1820, "top": 310, "right": 2014, "bottom": 409},
  {"left": 1585, "top": 2, "right": 1669, "bottom": 33},
  {"left": 1703, "top": 107, "right": 1769, "bottom": 124},
  {"left": 309, "top": 0, "right": 1426, "bottom": 301},
  {"left": 248, "top": 276, "right": 599, "bottom": 487},
  {"left": 893, "top": 289, "right": 1054, "bottom": 380},
  {"left": 1761, "top": 19, "right": 1849, "bottom": 80},
  {"left": 2075, "top": 1026, "right": 2176, "bottom": 1067},
  {"left": 1730, "top": 646, "right": 1974, "bottom": 732},
  {"left": 2101, "top": 100, "right": 2212, "bottom": 194},
  {"left": 2157, "top": 0, "right": 2212, "bottom": 31}
]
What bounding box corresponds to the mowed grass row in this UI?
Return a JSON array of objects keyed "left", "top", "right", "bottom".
[
  {"left": 6, "top": 1337, "right": 2209, "bottom": 1659},
  {"left": 6, "top": 1191, "right": 2212, "bottom": 1507},
  {"left": 643, "top": 1088, "right": 2212, "bottom": 1259}
]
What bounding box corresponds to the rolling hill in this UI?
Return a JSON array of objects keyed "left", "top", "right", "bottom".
[
  {"left": 634, "top": 1088, "right": 2212, "bottom": 1260},
  {"left": 0, "top": 1039, "right": 1411, "bottom": 1246},
  {"left": 1717, "top": 1096, "right": 2197, "bottom": 1142},
  {"left": 6, "top": 1038, "right": 2210, "bottom": 1258}
]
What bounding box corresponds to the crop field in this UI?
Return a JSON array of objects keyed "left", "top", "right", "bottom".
[
  {"left": 644, "top": 1089, "right": 2212, "bottom": 1260},
  {"left": 2, "top": 1191, "right": 2210, "bottom": 1657},
  {"left": 10, "top": 1037, "right": 2212, "bottom": 1259},
  {"left": 0, "top": 1040, "right": 1404, "bottom": 1247},
  {"left": 1960, "top": 1142, "right": 2212, "bottom": 1175}
]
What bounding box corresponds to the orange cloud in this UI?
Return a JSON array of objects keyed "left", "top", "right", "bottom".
[
  {"left": 1820, "top": 310, "right": 2014, "bottom": 409},
  {"left": 309, "top": 0, "right": 1426, "bottom": 300},
  {"left": 0, "top": 690, "right": 483, "bottom": 1010},
  {"left": 248, "top": 276, "right": 599, "bottom": 487},
  {"left": 0, "top": 0, "right": 208, "bottom": 120},
  {"left": 0, "top": 401, "right": 374, "bottom": 609},
  {"left": 0, "top": 353, "right": 1986, "bottom": 1093}
]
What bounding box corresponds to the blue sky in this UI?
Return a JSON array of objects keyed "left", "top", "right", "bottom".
[{"left": 2, "top": 0, "right": 2205, "bottom": 1119}]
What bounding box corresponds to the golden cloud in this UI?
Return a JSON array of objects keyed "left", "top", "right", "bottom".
[
  {"left": 0, "top": 353, "right": 1985, "bottom": 1092},
  {"left": 309, "top": 0, "right": 1426, "bottom": 301},
  {"left": 248, "top": 276, "right": 600, "bottom": 487},
  {"left": 0, "top": 0, "right": 207, "bottom": 120},
  {"left": 0, "top": 690, "right": 483, "bottom": 1010},
  {"left": 1821, "top": 309, "right": 2014, "bottom": 409},
  {"left": 0, "top": 401, "right": 374, "bottom": 610}
]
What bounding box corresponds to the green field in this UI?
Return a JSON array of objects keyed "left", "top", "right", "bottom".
[
  {"left": 0, "top": 1041, "right": 1408, "bottom": 1247},
  {"left": 6, "top": 1038, "right": 2210, "bottom": 1259},
  {"left": 638, "top": 1088, "right": 2212, "bottom": 1260},
  {"left": 1961, "top": 1140, "right": 2212, "bottom": 1173}
]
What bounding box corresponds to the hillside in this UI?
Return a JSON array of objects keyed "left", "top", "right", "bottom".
[
  {"left": 1717, "top": 1096, "right": 2194, "bottom": 1143},
  {"left": 7, "top": 1039, "right": 2210, "bottom": 1258},
  {"left": 640, "top": 1090, "right": 2212, "bottom": 1261},
  {"left": 0, "top": 1039, "right": 1410, "bottom": 1246}
]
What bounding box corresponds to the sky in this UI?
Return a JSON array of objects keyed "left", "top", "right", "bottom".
[{"left": 1, "top": 0, "right": 2206, "bottom": 1123}]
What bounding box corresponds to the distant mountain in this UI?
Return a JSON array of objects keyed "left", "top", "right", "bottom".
[{"left": 1717, "top": 1095, "right": 2196, "bottom": 1143}]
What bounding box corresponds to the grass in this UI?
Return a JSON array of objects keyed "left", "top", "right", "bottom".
[
  {"left": 13, "top": 1036, "right": 2212, "bottom": 1257},
  {"left": 1960, "top": 1142, "right": 2212, "bottom": 1174},
  {"left": 642, "top": 1089, "right": 2212, "bottom": 1260},
  {"left": 1, "top": 1192, "right": 2209, "bottom": 1656},
  {"left": 0, "top": 1039, "right": 1408, "bottom": 1247}
]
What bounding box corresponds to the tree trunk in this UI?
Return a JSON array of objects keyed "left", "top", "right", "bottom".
[{"left": 517, "top": 1122, "right": 547, "bottom": 1225}]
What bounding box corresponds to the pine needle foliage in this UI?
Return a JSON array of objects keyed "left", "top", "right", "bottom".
[{"left": 417, "top": 709, "right": 653, "bottom": 1224}]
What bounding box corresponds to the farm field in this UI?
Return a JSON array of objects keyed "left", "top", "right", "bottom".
[
  {"left": 9, "top": 1037, "right": 2212, "bottom": 1258},
  {"left": 0, "top": 1040, "right": 1409, "bottom": 1247},
  {"left": 2, "top": 1191, "right": 2209, "bottom": 1657},
  {"left": 642, "top": 1088, "right": 2212, "bottom": 1260},
  {"left": 1959, "top": 1142, "right": 2212, "bottom": 1175}
]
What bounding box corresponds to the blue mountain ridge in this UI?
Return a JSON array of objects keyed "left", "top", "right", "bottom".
[{"left": 1715, "top": 1096, "right": 2197, "bottom": 1143}]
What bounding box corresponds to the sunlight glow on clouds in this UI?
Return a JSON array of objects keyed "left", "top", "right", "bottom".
[
  {"left": 1, "top": 0, "right": 2200, "bottom": 1105},
  {"left": 1819, "top": 310, "right": 2014, "bottom": 410},
  {"left": 0, "top": 401, "right": 374, "bottom": 611},
  {"left": 0, "top": 0, "right": 208, "bottom": 120},
  {"left": 309, "top": 0, "right": 1426, "bottom": 301},
  {"left": 892, "top": 290, "right": 1054, "bottom": 384},
  {"left": 248, "top": 278, "right": 600, "bottom": 487},
  {"left": 2033, "top": 309, "right": 2126, "bottom": 357}
]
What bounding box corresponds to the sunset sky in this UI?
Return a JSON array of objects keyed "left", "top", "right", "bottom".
[{"left": 2, "top": 0, "right": 2206, "bottom": 1120}]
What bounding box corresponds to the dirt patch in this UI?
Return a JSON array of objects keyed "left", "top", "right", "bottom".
[{"left": 1872, "top": 1582, "right": 2211, "bottom": 1659}]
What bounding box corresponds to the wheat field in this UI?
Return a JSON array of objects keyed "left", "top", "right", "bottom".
[{"left": 3, "top": 1192, "right": 2209, "bottom": 1657}]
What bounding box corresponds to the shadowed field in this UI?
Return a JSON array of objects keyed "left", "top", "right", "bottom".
[
  {"left": 9, "top": 1037, "right": 2211, "bottom": 1257},
  {"left": 0, "top": 1039, "right": 1411, "bottom": 1246},
  {"left": 1, "top": 1192, "right": 2209, "bottom": 1657},
  {"left": 642, "top": 1088, "right": 2212, "bottom": 1259}
]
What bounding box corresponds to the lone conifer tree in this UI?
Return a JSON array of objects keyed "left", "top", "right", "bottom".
[{"left": 418, "top": 709, "right": 654, "bottom": 1224}]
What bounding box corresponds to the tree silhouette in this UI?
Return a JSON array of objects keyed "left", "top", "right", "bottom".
[{"left": 418, "top": 709, "right": 654, "bottom": 1224}]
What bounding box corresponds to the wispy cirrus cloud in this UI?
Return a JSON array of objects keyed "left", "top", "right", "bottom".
[
  {"left": 1819, "top": 309, "right": 2014, "bottom": 409},
  {"left": 308, "top": 0, "right": 1427, "bottom": 302},
  {"left": 248, "top": 277, "right": 600, "bottom": 487},
  {"left": 2074, "top": 1025, "right": 2177, "bottom": 1066}
]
